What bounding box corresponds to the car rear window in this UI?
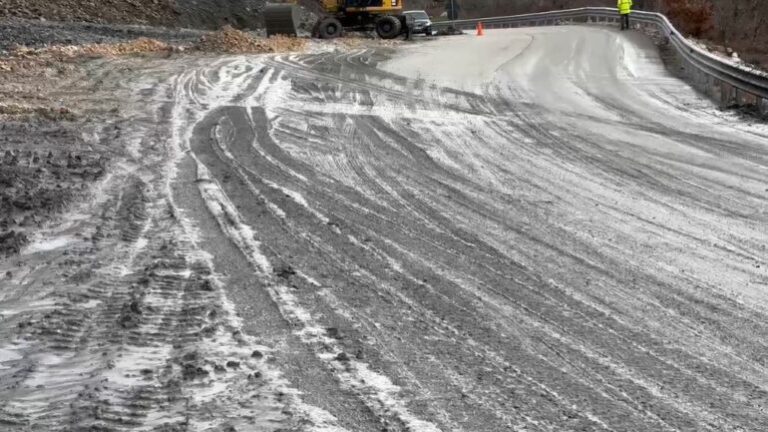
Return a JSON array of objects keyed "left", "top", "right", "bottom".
[{"left": 405, "top": 11, "right": 429, "bottom": 20}]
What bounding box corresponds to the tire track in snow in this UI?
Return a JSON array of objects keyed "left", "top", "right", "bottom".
[{"left": 191, "top": 152, "right": 441, "bottom": 432}]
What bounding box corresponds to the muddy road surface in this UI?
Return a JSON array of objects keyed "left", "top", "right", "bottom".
[{"left": 2, "top": 26, "right": 768, "bottom": 431}]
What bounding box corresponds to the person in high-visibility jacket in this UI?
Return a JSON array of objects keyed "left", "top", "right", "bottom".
[{"left": 618, "top": 0, "right": 633, "bottom": 30}]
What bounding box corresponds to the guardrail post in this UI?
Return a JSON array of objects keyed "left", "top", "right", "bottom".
[
  {"left": 760, "top": 98, "right": 768, "bottom": 117},
  {"left": 705, "top": 74, "right": 715, "bottom": 98},
  {"left": 719, "top": 81, "right": 728, "bottom": 107},
  {"left": 711, "top": 77, "right": 721, "bottom": 104},
  {"left": 744, "top": 92, "right": 758, "bottom": 111},
  {"left": 699, "top": 69, "right": 708, "bottom": 93},
  {"left": 693, "top": 68, "right": 701, "bottom": 89},
  {"left": 720, "top": 82, "right": 738, "bottom": 108}
]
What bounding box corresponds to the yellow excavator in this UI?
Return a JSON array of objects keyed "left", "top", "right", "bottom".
[{"left": 264, "top": 0, "right": 406, "bottom": 40}]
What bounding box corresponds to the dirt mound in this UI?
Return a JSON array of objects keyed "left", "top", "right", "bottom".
[
  {"left": 48, "top": 37, "right": 172, "bottom": 57},
  {"left": 0, "top": 37, "right": 177, "bottom": 76},
  {"left": 11, "top": 37, "right": 173, "bottom": 59},
  {"left": 0, "top": 104, "right": 75, "bottom": 119},
  {"left": 195, "top": 26, "right": 306, "bottom": 54}
]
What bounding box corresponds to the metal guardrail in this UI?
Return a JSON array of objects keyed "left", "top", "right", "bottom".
[{"left": 433, "top": 7, "right": 768, "bottom": 115}]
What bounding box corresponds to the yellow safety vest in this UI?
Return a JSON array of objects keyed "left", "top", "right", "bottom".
[{"left": 618, "top": 0, "right": 633, "bottom": 14}]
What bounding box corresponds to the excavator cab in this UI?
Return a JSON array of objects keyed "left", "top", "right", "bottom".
[
  {"left": 264, "top": 0, "right": 406, "bottom": 39},
  {"left": 318, "top": 0, "right": 403, "bottom": 14},
  {"left": 346, "top": 0, "right": 385, "bottom": 8}
]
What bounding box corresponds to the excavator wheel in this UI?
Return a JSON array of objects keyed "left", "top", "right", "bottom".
[
  {"left": 375, "top": 15, "right": 402, "bottom": 40},
  {"left": 264, "top": 3, "right": 300, "bottom": 37},
  {"left": 316, "top": 17, "right": 343, "bottom": 39}
]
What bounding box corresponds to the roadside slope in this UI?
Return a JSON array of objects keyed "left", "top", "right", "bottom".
[{"left": 0, "top": 0, "right": 265, "bottom": 29}]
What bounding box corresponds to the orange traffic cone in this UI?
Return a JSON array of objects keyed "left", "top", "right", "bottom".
[{"left": 476, "top": 22, "right": 485, "bottom": 36}]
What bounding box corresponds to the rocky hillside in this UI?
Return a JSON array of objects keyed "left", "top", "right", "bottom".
[
  {"left": 0, "top": 0, "right": 266, "bottom": 29},
  {"left": 0, "top": 0, "right": 763, "bottom": 68},
  {"left": 707, "top": 1, "right": 767, "bottom": 67}
]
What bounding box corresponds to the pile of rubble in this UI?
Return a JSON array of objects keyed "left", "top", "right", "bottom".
[
  {"left": 10, "top": 37, "right": 173, "bottom": 60},
  {"left": 195, "top": 25, "right": 306, "bottom": 54},
  {"left": 0, "top": 104, "right": 76, "bottom": 120},
  {"left": 0, "top": 37, "right": 177, "bottom": 77},
  {"left": 0, "top": 28, "right": 310, "bottom": 78},
  {"left": 6, "top": 28, "right": 310, "bottom": 60}
]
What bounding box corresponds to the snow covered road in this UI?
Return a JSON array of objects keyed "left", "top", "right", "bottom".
[{"left": 2, "top": 26, "right": 768, "bottom": 431}]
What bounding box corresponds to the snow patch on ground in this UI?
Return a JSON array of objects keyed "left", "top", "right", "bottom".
[
  {"left": 380, "top": 31, "right": 533, "bottom": 92},
  {"left": 263, "top": 179, "right": 330, "bottom": 224},
  {"left": 0, "top": 348, "right": 22, "bottom": 369},
  {"left": 275, "top": 282, "right": 443, "bottom": 432},
  {"left": 23, "top": 235, "right": 77, "bottom": 254}
]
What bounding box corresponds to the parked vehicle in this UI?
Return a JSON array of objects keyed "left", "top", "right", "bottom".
[{"left": 403, "top": 10, "right": 433, "bottom": 35}]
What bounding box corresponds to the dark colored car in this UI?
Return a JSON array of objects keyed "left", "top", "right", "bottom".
[{"left": 403, "top": 10, "right": 433, "bottom": 35}]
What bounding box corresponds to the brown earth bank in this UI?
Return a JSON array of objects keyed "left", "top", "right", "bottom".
[
  {"left": 0, "top": 53, "right": 112, "bottom": 257},
  {"left": 0, "top": 0, "right": 266, "bottom": 29}
]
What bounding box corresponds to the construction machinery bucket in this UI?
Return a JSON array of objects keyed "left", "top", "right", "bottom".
[{"left": 264, "top": 3, "right": 300, "bottom": 37}]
